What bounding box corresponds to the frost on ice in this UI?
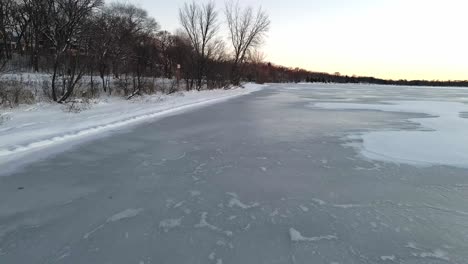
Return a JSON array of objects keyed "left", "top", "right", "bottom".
[
  {"left": 159, "top": 218, "right": 182, "bottom": 232},
  {"left": 412, "top": 249, "right": 450, "bottom": 261},
  {"left": 107, "top": 208, "right": 143, "bottom": 222},
  {"left": 380, "top": 255, "right": 396, "bottom": 261},
  {"left": 227, "top": 193, "right": 260, "bottom": 209},
  {"left": 289, "top": 228, "right": 337, "bottom": 242},
  {"left": 195, "top": 212, "right": 233, "bottom": 237}
]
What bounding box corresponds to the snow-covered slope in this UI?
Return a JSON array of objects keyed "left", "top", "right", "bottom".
[{"left": 0, "top": 84, "right": 263, "bottom": 162}]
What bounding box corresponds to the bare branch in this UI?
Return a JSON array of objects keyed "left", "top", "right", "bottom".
[
  {"left": 179, "top": 1, "right": 219, "bottom": 90},
  {"left": 225, "top": 0, "right": 270, "bottom": 85}
]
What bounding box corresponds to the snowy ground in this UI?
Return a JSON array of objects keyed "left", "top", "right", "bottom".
[
  {"left": 0, "top": 84, "right": 263, "bottom": 167},
  {"left": 1, "top": 83, "right": 468, "bottom": 264}
]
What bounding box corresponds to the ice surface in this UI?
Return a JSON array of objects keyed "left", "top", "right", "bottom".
[
  {"left": 314, "top": 101, "right": 468, "bottom": 168},
  {"left": 2, "top": 83, "right": 468, "bottom": 263}
]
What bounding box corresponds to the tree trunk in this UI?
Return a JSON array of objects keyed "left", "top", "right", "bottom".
[
  {"left": 231, "top": 62, "right": 240, "bottom": 86},
  {"left": 51, "top": 56, "right": 59, "bottom": 102}
]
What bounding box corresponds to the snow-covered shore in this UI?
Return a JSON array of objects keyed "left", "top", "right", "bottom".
[{"left": 0, "top": 84, "right": 264, "bottom": 162}]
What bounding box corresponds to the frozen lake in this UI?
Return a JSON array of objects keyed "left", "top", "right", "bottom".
[{"left": 1, "top": 83, "right": 468, "bottom": 263}]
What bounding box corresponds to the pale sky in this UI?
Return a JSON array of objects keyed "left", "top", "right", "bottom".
[{"left": 114, "top": 0, "right": 468, "bottom": 81}]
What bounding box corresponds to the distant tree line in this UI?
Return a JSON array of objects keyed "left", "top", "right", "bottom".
[
  {"left": 304, "top": 72, "right": 468, "bottom": 87},
  {"left": 246, "top": 64, "right": 468, "bottom": 87}
]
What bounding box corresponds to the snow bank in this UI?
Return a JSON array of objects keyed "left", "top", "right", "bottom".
[
  {"left": 0, "top": 84, "right": 263, "bottom": 164},
  {"left": 314, "top": 101, "right": 468, "bottom": 168}
]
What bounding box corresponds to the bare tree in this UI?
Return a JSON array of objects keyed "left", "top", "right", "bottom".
[
  {"left": 248, "top": 49, "right": 266, "bottom": 65},
  {"left": 87, "top": 11, "right": 113, "bottom": 93},
  {"left": 246, "top": 49, "right": 266, "bottom": 83},
  {"left": 0, "top": 0, "right": 14, "bottom": 69},
  {"left": 9, "top": 1, "right": 30, "bottom": 57},
  {"left": 179, "top": 1, "right": 219, "bottom": 90},
  {"left": 20, "top": 0, "right": 45, "bottom": 72},
  {"left": 168, "top": 31, "right": 196, "bottom": 91},
  {"left": 225, "top": 0, "right": 270, "bottom": 86},
  {"left": 38, "top": 0, "right": 103, "bottom": 103},
  {"left": 157, "top": 31, "right": 174, "bottom": 79},
  {"left": 103, "top": 3, "right": 159, "bottom": 98}
]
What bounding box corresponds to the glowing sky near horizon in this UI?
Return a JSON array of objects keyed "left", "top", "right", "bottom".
[{"left": 115, "top": 0, "right": 468, "bottom": 80}]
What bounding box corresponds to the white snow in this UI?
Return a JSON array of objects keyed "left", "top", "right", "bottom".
[
  {"left": 208, "top": 252, "right": 216, "bottom": 260},
  {"left": 83, "top": 224, "right": 105, "bottom": 239},
  {"left": 289, "top": 228, "right": 337, "bottom": 242},
  {"left": 412, "top": 249, "right": 450, "bottom": 261},
  {"left": 406, "top": 242, "right": 421, "bottom": 250},
  {"left": 159, "top": 218, "right": 182, "bottom": 232},
  {"left": 190, "top": 190, "right": 201, "bottom": 197},
  {"left": 228, "top": 198, "right": 260, "bottom": 209},
  {"left": 299, "top": 205, "right": 309, "bottom": 212},
  {"left": 107, "top": 208, "right": 143, "bottom": 222},
  {"left": 314, "top": 101, "right": 468, "bottom": 168},
  {"left": 333, "top": 204, "right": 364, "bottom": 209},
  {"left": 195, "top": 212, "right": 233, "bottom": 237},
  {"left": 311, "top": 198, "right": 327, "bottom": 206},
  {"left": 380, "top": 255, "right": 396, "bottom": 261},
  {"left": 173, "top": 201, "right": 185, "bottom": 208},
  {"left": 0, "top": 84, "right": 263, "bottom": 165},
  {"left": 406, "top": 242, "right": 451, "bottom": 261},
  {"left": 227, "top": 193, "right": 260, "bottom": 209}
]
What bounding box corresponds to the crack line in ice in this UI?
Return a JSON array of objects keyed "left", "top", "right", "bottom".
[{"left": 83, "top": 224, "right": 104, "bottom": 239}]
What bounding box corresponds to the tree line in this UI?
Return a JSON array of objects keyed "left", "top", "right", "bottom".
[
  {"left": 1, "top": 0, "right": 466, "bottom": 107},
  {"left": 0, "top": 0, "right": 270, "bottom": 104},
  {"left": 253, "top": 65, "right": 468, "bottom": 87}
]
